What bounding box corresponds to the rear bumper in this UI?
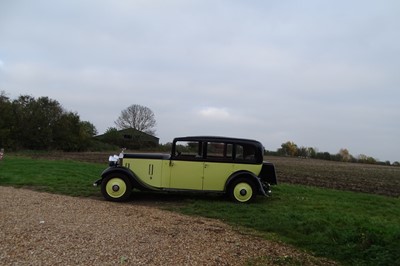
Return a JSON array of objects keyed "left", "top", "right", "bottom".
[{"left": 261, "top": 181, "right": 272, "bottom": 196}]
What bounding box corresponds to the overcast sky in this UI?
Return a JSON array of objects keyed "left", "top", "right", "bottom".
[{"left": 1, "top": 0, "right": 399, "bottom": 161}]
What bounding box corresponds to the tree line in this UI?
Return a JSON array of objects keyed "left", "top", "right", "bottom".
[
  {"left": 266, "top": 141, "right": 399, "bottom": 166},
  {"left": 0, "top": 92, "right": 157, "bottom": 152},
  {"left": 1, "top": 91, "right": 397, "bottom": 165},
  {"left": 0, "top": 91, "right": 97, "bottom": 151}
]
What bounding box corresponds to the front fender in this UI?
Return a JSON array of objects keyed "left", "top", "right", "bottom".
[
  {"left": 98, "top": 166, "right": 156, "bottom": 191},
  {"left": 101, "top": 166, "right": 134, "bottom": 179},
  {"left": 225, "top": 171, "right": 267, "bottom": 196}
]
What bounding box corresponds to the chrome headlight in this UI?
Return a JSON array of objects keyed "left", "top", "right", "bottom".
[{"left": 108, "top": 155, "right": 120, "bottom": 166}]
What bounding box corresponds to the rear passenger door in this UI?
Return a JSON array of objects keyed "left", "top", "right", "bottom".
[{"left": 203, "top": 142, "right": 234, "bottom": 191}]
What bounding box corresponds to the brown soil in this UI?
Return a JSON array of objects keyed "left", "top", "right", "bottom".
[
  {"left": 0, "top": 186, "right": 334, "bottom": 265},
  {"left": 267, "top": 156, "right": 400, "bottom": 197}
]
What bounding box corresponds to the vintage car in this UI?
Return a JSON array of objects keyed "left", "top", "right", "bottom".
[{"left": 94, "top": 136, "right": 277, "bottom": 203}]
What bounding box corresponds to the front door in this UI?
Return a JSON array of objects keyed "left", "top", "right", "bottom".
[{"left": 169, "top": 160, "right": 204, "bottom": 190}]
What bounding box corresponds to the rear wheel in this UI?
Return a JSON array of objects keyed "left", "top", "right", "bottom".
[
  {"left": 228, "top": 178, "right": 256, "bottom": 203},
  {"left": 101, "top": 174, "right": 132, "bottom": 202}
]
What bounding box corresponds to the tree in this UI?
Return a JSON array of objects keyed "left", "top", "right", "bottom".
[
  {"left": 1, "top": 92, "right": 98, "bottom": 151},
  {"left": 357, "top": 154, "right": 377, "bottom": 164},
  {"left": 338, "top": 148, "right": 352, "bottom": 162},
  {"left": 0, "top": 91, "right": 13, "bottom": 149},
  {"left": 115, "top": 104, "right": 156, "bottom": 135},
  {"left": 307, "top": 147, "right": 317, "bottom": 158},
  {"left": 11, "top": 95, "right": 64, "bottom": 149},
  {"left": 53, "top": 112, "right": 96, "bottom": 151},
  {"left": 101, "top": 127, "right": 121, "bottom": 147},
  {"left": 278, "top": 141, "right": 298, "bottom": 157},
  {"left": 80, "top": 121, "right": 98, "bottom": 138},
  {"left": 297, "top": 146, "right": 309, "bottom": 158}
]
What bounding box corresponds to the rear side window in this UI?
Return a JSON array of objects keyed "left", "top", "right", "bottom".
[
  {"left": 206, "top": 142, "right": 233, "bottom": 160},
  {"left": 235, "top": 144, "right": 257, "bottom": 162}
]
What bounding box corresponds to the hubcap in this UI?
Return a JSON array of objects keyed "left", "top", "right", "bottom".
[
  {"left": 105, "top": 178, "right": 127, "bottom": 198},
  {"left": 233, "top": 182, "right": 253, "bottom": 202}
]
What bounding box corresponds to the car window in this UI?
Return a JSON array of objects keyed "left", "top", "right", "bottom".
[
  {"left": 235, "top": 144, "right": 256, "bottom": 162},
  {"left": 206, "top": 142, "right": 233, "bottom": 161},
  {"left": 174, "top": 141, "right": 202, "bottom": 159}
]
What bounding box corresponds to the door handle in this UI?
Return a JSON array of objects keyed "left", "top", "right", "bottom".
[{"left": 148, "top": 164, "right": 154, "bottom": 175}]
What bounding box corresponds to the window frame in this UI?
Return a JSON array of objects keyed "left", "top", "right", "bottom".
[{"left": 172, "top": 138, "right": 262, "bottom": 164}]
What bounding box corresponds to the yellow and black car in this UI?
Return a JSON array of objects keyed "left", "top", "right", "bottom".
[{"left": 94, "top": 136, "right": 277, "bottom": 203}]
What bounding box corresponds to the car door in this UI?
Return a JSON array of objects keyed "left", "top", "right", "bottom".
[
  {"left": 169, "top": 140, "right": 204, "bottom": 190},
  {"left": 169, "top": 160, "right": 204, "bottom": 189},
  {"left": 203, "top": 162, "right": 234, "bottom": 191},
  {"left": 202, "top": 142, "right": 234, "bottom": 191}
]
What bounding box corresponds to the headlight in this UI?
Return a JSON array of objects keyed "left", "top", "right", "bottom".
[{"left": 108, "top": 155, "right": 120, "bottom": 166}]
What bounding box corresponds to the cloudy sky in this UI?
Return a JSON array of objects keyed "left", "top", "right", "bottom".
[{"left": 1, "top": 0, "right": 399, "bottom": 161}]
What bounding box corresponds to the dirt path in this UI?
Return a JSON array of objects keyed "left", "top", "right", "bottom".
[{"left": 0, "top": 186, "right": 334, "bottom": 265}]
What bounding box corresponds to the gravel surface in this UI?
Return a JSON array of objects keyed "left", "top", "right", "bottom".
[{"left": 0, "top": 186, "right": 334, "bottom": 265}]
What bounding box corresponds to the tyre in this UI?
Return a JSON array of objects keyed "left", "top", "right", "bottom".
[
  {"left": 101, "top": 173, "right": 132, "bottom": 202},
  {"left": 228, "top": 178, "right": 256, "bottom": 203}
]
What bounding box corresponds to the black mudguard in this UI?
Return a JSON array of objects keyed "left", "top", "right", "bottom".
[
  {"left": 259, "top": 162, "right": 277, "bottom": 185},
  {"left": 100, "top": 166, "right": 156, "bottom": 192},
  {"left": 225, "top": 171, "right": 267, "bottom": 196}
]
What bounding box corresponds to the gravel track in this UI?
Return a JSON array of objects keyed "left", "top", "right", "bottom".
[{"left": 0, "top": 186, "right": 334, "bottom": 265}]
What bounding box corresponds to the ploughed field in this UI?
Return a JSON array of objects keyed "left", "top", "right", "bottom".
[
  {"left": 267, "top": 156, "right": 400, "bottom": 197},
  {"left": 34, "top": 152, "right": 400, "bottom": 197}
]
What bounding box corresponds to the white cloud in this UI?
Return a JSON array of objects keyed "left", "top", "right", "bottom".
[{"left": 198, "top": 107, "right": 230, "bottom": 120}]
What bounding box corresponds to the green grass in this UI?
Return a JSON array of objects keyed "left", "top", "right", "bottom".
[
  {"left": 173, "top": 185, "right": 400, "bottom": 266},
  {"left": 0, "top": 155, "right": 104, "bottom": 196},
  {"left": 1, "top": 155, "right": 399, "bottom": 265}
]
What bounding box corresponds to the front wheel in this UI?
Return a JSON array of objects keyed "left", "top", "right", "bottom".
[
  {"left": 228, "top": 178, "right": 256, "bottom": 203},
  {"left": 101, "top": 174, "right": 132, "bottom": 202}
]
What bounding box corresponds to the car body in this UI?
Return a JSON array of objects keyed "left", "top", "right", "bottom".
[{"left": 94, "top": 136, "right": 277, "bottom": 203}]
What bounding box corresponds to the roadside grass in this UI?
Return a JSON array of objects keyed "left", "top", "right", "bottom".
[{"left": 1, "top": 155, "right": 400, "bottom": 265}]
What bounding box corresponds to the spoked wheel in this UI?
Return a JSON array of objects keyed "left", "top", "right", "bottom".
[
  {"left": 101, "top": 174, "right": 132, "bottom": 202},
  {"left": 229, "top": 178, "right": 256, "bottom": 203}
]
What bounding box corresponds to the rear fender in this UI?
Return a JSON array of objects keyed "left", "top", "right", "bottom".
[
  {"left": 225, "top": 171, "right": 266, "bottom": 196},
  {"left": 259, "top": 162, "right": 277, "bottom": 185}
]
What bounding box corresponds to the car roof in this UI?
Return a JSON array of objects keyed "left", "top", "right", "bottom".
[{"left": 173, "top": 136, "right": 263, "bottom": 147}]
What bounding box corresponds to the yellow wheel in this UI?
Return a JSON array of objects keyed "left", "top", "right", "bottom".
[
  {"left": 229, "top": 178, "right": 256, "bottom": 203},
  {"left": 101, "top": 174, "right": 132, "bottom": 202}
]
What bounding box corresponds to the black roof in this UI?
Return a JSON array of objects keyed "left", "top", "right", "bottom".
[{"left": 173, "top": 136, "right": 263, "bottom": 147}]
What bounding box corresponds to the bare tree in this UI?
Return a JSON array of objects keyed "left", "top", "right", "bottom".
[{"left": 115, "top": 104, "right": 156, "bottom": 135}]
